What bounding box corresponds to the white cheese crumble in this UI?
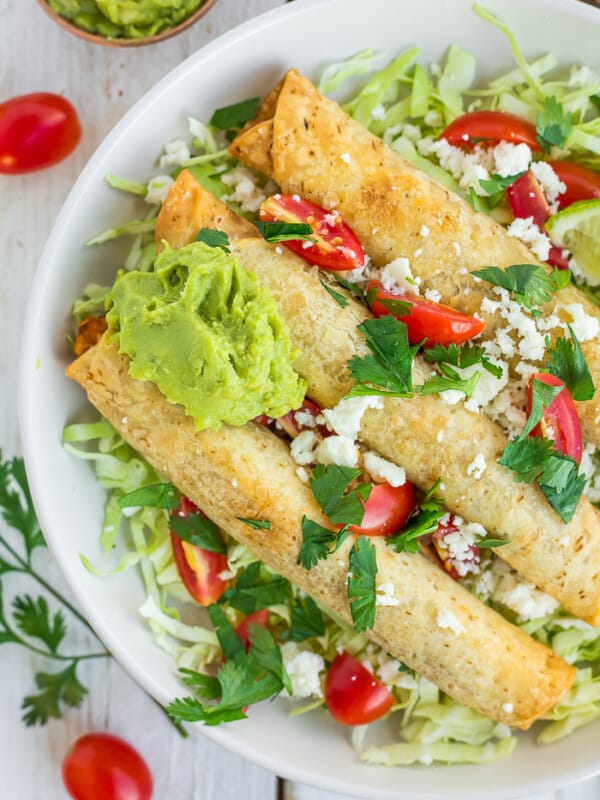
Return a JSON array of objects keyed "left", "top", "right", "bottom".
[
  {"left": 145, "top": 175, "right": 174, "bottom": 205},
  {"left": 436, "top": 609, "right": 465, "bottom": 635},
  {"left": 420, "top": 224, "right": 430, "bottom": 237},
  {"left": 340, "top": 152, "right": 351, "bottom": 164},
  {"left": 221, "top": 166, "right": 268, "bottom": 213},
  {"left": 370, "top": 104, "right": 386, "bottom": 121},
  {"left": 290, "top": 430, "right": 318, "bottom": 466},
  {"left": 376, "top": 582, "right": 400, "bottom": 607},
  {"left": 322, "top": 396, "right": 383, "bottom": 441},
  {"left": 557, "top": 303, "right": 600, "bottom": 342},
  {"left": 280, "top": 642, "right": 325, "bottom": 699},
  {"left": 530, "top": 160, "right": 566, "bottom": 208},
  {"left": 506, "top": 216, "right": 552, "bottom": 261},
  {"left": 378, "top": 257, "right": 420, "bottom": 295},
  {"left": 466, "top": 453, "right": 487, "bottom": 480},
  {"left": 315, "top": 435, "right": 359, "bottom": 468},
  {"left": 158, "top": 139, "right": 191, "bottom": 169},
  {"left": 492, "top": 141, "right": 532, "bottom": 178},
  {"left": 479, "top": 560, "right": 560, "bottom": 621},
  {"left": 363, "top": 451, "right": 406, "bottom": 487},
  {"left": 424, "top": 288, "right": 442, "bottom": 303},
  {"left": 502, "top": 702, "right": 514, "bottom": 714}
]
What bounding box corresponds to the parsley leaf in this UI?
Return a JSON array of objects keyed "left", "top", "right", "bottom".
[
  {"left": 479, "top": 172, "right": 526, "bottom": 207},
  {"left": 348, "top": 536, "right": 378, "bottom": 632},
  {"left": 297, "top": 517, "right": 352, "bottom": 570},
  {"left": 118, "top": 482, "right": 180, "bottom": 510},
  {"left": 22, "top": 663, "right": 87, "bottom": 726},
  {"left": 219, "top": 562, "right": 289, "bottom": 614},
  {"left": 255, "top": 221, "right": 315, "bottom": 243},
  {"left": 195, "top": 229, "right": 231, "bottom": 253},
  {"left": 423, "top": 342, "right": 504, "bottom": 379},
  {"left": 170, "top": 511, "right": 226, "bottom": 554},
  {"left": 209, "top": 97, "right": 261, "bottom": 129},
  {"left": 237, "top": 517, "right": 272, "bottom": 530},
  {"left": 348, "top": 317, "right": 418, "bottom": 397},
  {"left": 310, "top": 464, "right": 371, "bottom": 526},
  {"left": 536, "top": 96, "right": 573, "bottom": 152},
  {"left": 321, "top": 280, "right": 349, "bottom": 308},
  {"left": 545, "top": 326, "right": 595, "bottom": 401},
  {"left": 286, "top": 595, "right": 326, "bottom": 641},
  {"left": 12, "top": 595, "right": 66, "bottom": 654},
  {"left": 472, "top": 264, "right": 571, "bottom": 310}
]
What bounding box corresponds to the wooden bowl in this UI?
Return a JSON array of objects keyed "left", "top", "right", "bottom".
[{"left": 36, "top": 0, "right": 220, "bottom": 47}]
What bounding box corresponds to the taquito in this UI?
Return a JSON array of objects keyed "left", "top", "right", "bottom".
[
  {"left": 154, "top": 171, "right": 600, "bottom": 625},
  {"left": 66, "top": 336, "right": 575, "bottom": 729},
  {"left": 230, "top": 69, "right": 600, "bottom": 449}
]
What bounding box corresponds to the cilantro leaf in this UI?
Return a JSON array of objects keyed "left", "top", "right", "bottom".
[
  {"left": 348, "top": 536, "right": 377, "bottom": 632},
  {"left": 195, "top": 229, "right": 231, "bottom": 253},
  {"left": 333, "top": 274, "right": 367, "bottom": 301},
  {"left": 179, "top": 668, "right": 221, "bottom": 699},
  {"left": 310, "top": 464, "right": 371, "bottom": 526},
  {"left": 237, "top": 517, "right": 272, "bottom": 530},
  {"left": 545, "top": 326, "right": 595, "bottom": 401},
  {"left": 167, "top": 695, "right": 247, "bottom": 725},
  {"left": 423, "top": 341, "right": 504, "bottom": 379},
  {"left": 388, "top": 498, "right": 446, "bottom": 553},
  {"left": 0, "top": 455, "right": 44, "bottom": 557},
  {"left": 421, "top": 366, "right": 481, "bottom": 399},
  {"left": 22, "top": 662, "right": 87, "bottom": 726},
  {"left": 208, "top": 604, "right": 245, "bottom": 663},
  {"left": 469, "top": 187, "right": 489, "bottom": 213},
  {"left": 477, "top": 537, "right": 510, "bottom": 548},
  {"left": 536, "top": 96, "right": 573, "bottom": 152},
  {"left": 286, "top": 595, "right": 326, "bottom": 641},
  {"left": 348, "top": 317, "right": 418, "bottom": 396},
  {"left": 321, "top": 280, "right": 349, "bottom": 308},
  {"left": 219, "top": 562, "right": 289, "bottom": 614},
  {"left": 297, "top": 517, "right": 352, "bottom": 570},
  {"left": 479, "top": 172, "right": 526, "bottom": 207},
  {"left": 170, "top": 512, "right": 226, "bottom": 554},
  {"left": 247, "top": 624, "right": 293, "bottom": 695},
  {"left": 209, "top": 97, "right": 261, "bottom": 129},
  {"left": 255, "top": 221, "right": 315, "bottom": 243},
  {"left": 12, "top": 595, "right": 66, "bottom": 654},
  {"left": 118, "top": 482, "right": 180, "bottom": 510},
  {"left": 472, "top": 264, "right": 571, "bottom": 310},
  {"left": 499, "top": 435, "right": 555, "bottom": 483}
]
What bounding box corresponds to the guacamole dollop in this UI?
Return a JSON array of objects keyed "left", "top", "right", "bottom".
[
  {"left": 47, "top": 0, "right": 205, "bottom": 39},
  {"left": 106, "top": 241, "right": 307, "bottom": 430}
]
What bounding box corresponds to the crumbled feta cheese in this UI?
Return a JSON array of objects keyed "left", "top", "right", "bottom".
[
  {"left": 492, "top": 141, "right": 532, "bottom": 178},
  {"left": 322, "top": 396, "right": 383, "bottom": 441},
  {"left": 436, "top": 429, "right": 445, "bottom": 443},
  {"left": 557, "top": 303, "right": 600, "bottom": 342},
  {"left": 466, "top": 453, "right": 487, "bottom": 480},
  {"left": 440, "top": 389, "right": 465, "bottom": 405},
  {"left": 502, "top": 702, "right": 514, "bottom": 713},
  {"left": 221, "top": 166, "right": 267, "bottom": 212},
  {"left": 290, "top": 430, "right": 318, "bottom": 465},
  {"left": 530, "top": 161, "right": 566, "bottom": 207},
  {"left": 452, "top": 242, "right": 462, "bottom": 256},
  {"left": 370, "top": 104, "right": 386, "bottom": 122},
  {"left": 275, "top": 246, "right": 283, "bottom": 255},
  {"left": 158, "top": 139, "right": 191, "bottom": 169},
  {"left": 414, "top": 248, "right": 423, "bottom": 258},
  {"left": 420, "top": 224, "right": 430, "bottom": 237},
  {"left": 295, "top": 467, "right": 309, "bottom": 483},
  {"left": 377, "top": 659, "right": 405, "bottom": 683},
  {"left": 376, "top": 582, "right": 400, "bottom": 607},
  {"left": 315, "top": 435, "right": 359, "bottom": 468},
  {"left": 294, "top": 410, "right": 317, "bottom": 429},
  {"left": 145, "top": 175, "right": 174, "bottom": 205},
  {"left": 363, "top": 451, "right": 406, "bottom": 487},
  {"left": 489, "top": 560, "right": 560, "bottom": 621},
  {"left": 378, "top": 256, "right": 420, "bottom": 296},
  {"left": 280, "top": 642, "right": 325, "bottom": 699},
  {"left": 340, "top": 152, "right": 351, "bottom": 164},
  {"left": 493, "top": 723, "right": 512, "bottom": 739},
  {"left": 506, "top": 216, "right": 552, "bottom": 261},
  {"left": 417, "top": 137, "right": 494, "bottom": 195},
  {"left": 231, "top": 478, "right": 238, "bottom": 488},
  {"left": 436, "top": 609, "right": 465, "bottom": 635},
  {"left": 424, "top": 288, "right": 442, "bottom": 303},
  {"left": 121, "top": 416, "right": 129, "bottom": 425}
]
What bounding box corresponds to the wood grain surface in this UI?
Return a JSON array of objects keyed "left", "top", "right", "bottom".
[{"left": 1, "top": 1, "right": 599, "bottom": 798}]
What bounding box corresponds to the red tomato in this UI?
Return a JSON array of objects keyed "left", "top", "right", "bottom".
[
  {"left": 367, "top": 280, "right": 485, "bottom": 347},
  {"left": 259, "top": 194, "right": 365, "bottom": 271},
  {"left": 430, "top": 514, "right": 480, "bottom": 581},
  {"left": 527, "top": 373, "right": 582, "bottom": 464},
  {"left": 441, "top": 110, "right": 540, "bottom": 150},
  {"left": 62, "top": 733, "right": 152, "bottom": 800},
  {"left": 549, "top": 161, "right": 600, "bottom": 208},
  {"left": 171, "top": 497, "right": 228, "bottom": 605},
  {"left": 325, "top": 651, "right": 395, "bottom": 726},
  {"left": 0, "top": 92, "right": 81, "bottom": 174},
  {"left": 350, "top": 481, "right": 417, "bottom": 537},
  {"left": 235, "top": 609, "right": 270, "bottom": 650}
]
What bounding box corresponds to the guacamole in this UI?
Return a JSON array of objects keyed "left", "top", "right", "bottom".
[
  {"left": 47, "top": 0, "right": 206, "bottom": 39},
  {"left": 106, "top": 241, "right": 307, "bottom": 430}
]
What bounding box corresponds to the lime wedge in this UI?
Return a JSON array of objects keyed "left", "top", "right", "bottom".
[{"left": 545, "top": 199, "right": 600, "bottom": 279}]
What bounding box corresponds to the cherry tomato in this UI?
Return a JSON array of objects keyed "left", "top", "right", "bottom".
[
  {"left": 259, "top": 194, "right": 365, "bottom": 271},
  {"left": 0, "top": 92, "right": 81, "bottom": 174},
  {"left": 527, "top": 373, "right": 582, "bottom": 464},
  {"left": 367, "top": 280, "right": 485, "bottom": 347},
  {"left": 549, "top": 161, "right": 600, "bottom": 208},
  {"left": 62, "top": 733, "right": 152, "bottom": 800},
  {"left": 430, "top": 514, "right": 480, "bottom": 581},
  {"left": 441, "top": 110, "right": 540, "bottom": 150},
  {"left": 235, "top": 609, "right": 270, "bottom": 650},
  {"left": 171, "top": 497, "right": 228, "bottom": 605},
  {"left": 325, "top": 651, "right": 394, "bottom": 726},
  {"left": 350, "top": 481, "right": 417, "bottom": 537}
]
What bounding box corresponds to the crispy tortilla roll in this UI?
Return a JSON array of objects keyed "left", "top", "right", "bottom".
[
  {"left": 155, "top": 172, "right": 600, "bottom": 624},
  {"left": 230, "top": 69, "right": 600, "bottom": 449},
  {"left": 67, "top": 336, "right": 575, "bottom": 729}
]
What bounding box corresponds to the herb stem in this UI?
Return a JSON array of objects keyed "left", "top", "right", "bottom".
[{"left": 23, "top": 568, "right": 99, "bottom": 636}]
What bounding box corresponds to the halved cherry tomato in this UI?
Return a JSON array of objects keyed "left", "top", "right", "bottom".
[
  {"left": 367, "top": 280, "right": 485, "bottom": 347},
  {"left": 171, "top": 497, "right": 228, "bottom": 605},
  {"left": 62, "top": 733, "right": 152, "bottom": 800},
  {"left": 507, "top": 172, "right": 570, "bottom": 269},
  {"left": 527, "top": 373, "right": 583, "bottom": 464},
  {"left": 259, "top": 194, "right": 365, "bottom": 271},
  {"left": 325, "top": 651, "right": 394, "bottom": 726},
  {"left": 0, "top": 92, "right": 81, "bottom": 174},
  {"left": 549, "top": 161, "right": 600, "bottom": 208},
  {"left": 350, "top": 481, "right": 417, "bottom": 537},
  {"left": 441, "top": 110, "right": 540, "bottom": 150},
  {"left": 235, "top": 609, "right": 270, "bottom": 651},
  {"left": 430, "top": 514, "right": 480, "bottom": 581}
]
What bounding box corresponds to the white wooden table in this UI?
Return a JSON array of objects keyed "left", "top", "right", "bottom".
[{"left": 1, "top": 1, "right": 600, "bottom": 798}]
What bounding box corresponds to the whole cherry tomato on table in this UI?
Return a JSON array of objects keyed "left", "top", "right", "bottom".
[
  {"left": 0, "top": 92, "right": 81, "bottom": 174},
  {"left": 325, "top": 650, "right": 395, "bottom": 725},
  {"left": 62, "top": 732, "right": 153, "bottom": 800}
]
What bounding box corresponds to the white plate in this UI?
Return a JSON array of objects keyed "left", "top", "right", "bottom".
[{"left": 19, "top": 0, "right": 600, "bottom": 797}]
